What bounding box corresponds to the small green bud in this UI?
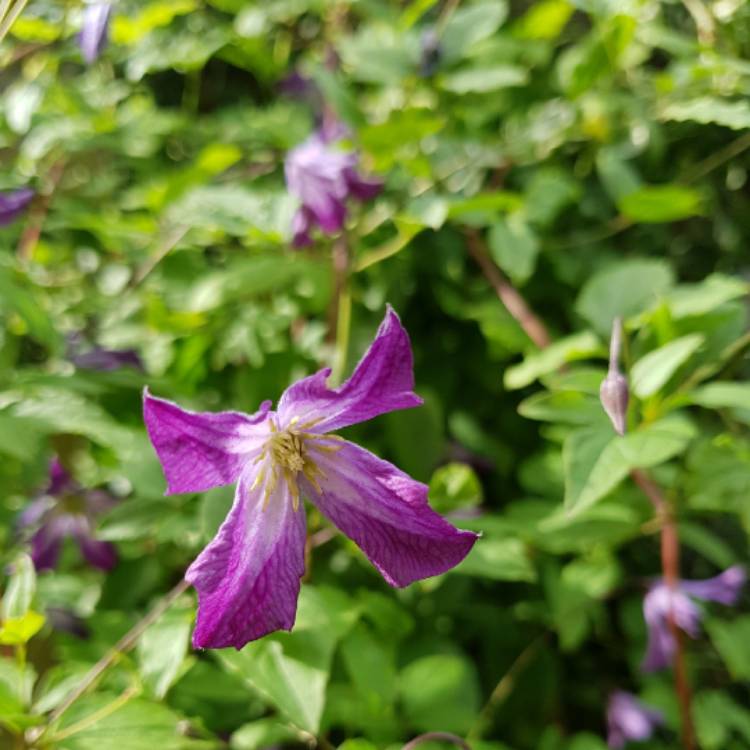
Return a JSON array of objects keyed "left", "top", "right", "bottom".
[{"left": 600, "top": 317, "right": 629, "bottom": 435}]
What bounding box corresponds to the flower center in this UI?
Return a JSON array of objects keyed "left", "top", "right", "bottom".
[{"left": 252, "top": 417, "right": 342, "bottom": 512}]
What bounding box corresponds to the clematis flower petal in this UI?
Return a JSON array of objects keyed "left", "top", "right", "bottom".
[
  {"left": 30, "top": 520, "right": 65, "bottom": 571},
  {"left": 186, "top": 470, "right": 306, "bottom": 649},
  {"left": 303, "top": 439, "right": 477, "bottom": 587},
  {"left": 680, "top": 565, "right": 745, "bottom": 605},
  {"left": 75, "top": 523, "right": 117, "bottom": 570},
  {"left": 344, "top": 168, "right": 382, "bottom": 202},
  {"left": 0, "top": 187, "right": 34, "bottom": 226},
  {"left": 79, "top": 2, "right": 112, "bottom": 63},
  {"left": 278, "top": 307, "right": 422, "bottom": 432},
  {"left": 642, "top": 583, "right": 701, "bottom": 672},
  {"left": 606, "top": 691, "right": 663, "bottom": 748},
  {"left": 143, "top": 389, "right": 271, "bottom": 495}
]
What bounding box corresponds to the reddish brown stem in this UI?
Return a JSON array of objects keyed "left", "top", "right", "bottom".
[
  {"left": 465, "top": 229, "right": 551, "bottom": 349},
  {"left": 17, "top": 158, "right": 66, "bottom": 261},
  {"left": 631, "top": 469, "right": 695, "bottom": 750}
]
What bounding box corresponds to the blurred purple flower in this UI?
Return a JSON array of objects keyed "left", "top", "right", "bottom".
[
  {"left": 642, "top": 565, "right": 745, "bottom": 671},
  {"left": 72, "top": 347, "right": 143, "bottom": 371},
  {"left": 284, "top": 124, "right": 382, "bottom": 247},
  {"left": 79, "top": 2, "right": 112, "bottom": 64},
  {"left": 0, "top": 187, "right": 34, "bottom": 226},
  {"left": 46, "top": 607, "right": 90, "bottom": 639},
  {"left": 18, "top": 459, "right": 117, "bottom": 572},
  {"left": 144, "top": 307, "right": 477, "bottom": 649},
  {"left": 606, "top": 691, "right": 664, "bottom": 748},
  {"left": 419, "top": 28, "right": 442, "bottom": 77}
]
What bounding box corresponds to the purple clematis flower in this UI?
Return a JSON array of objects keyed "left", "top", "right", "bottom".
[
  {"left": 18, "top": 459, "right": 117, "bottom": 571},
  {"left": 0, "top": 187, "right": 34, "bottom": 226},
  {"left": 79, "top": 2, "right": 113, "bottom": 64},
  {"left": 284, "top": 124, "right": 382, "bottom": 247},
  {"left": 642, "top": 565, "right": 745, "bottom": 672},
  {"left": 144, "top": 307, "right": 478, "bottom": 649},
  {"left": 606, "top": 691, "right": 664, "bottom": 748}
]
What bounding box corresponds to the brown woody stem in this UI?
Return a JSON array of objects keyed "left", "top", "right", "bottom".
[{"left": 465, "top": 229, "right": 551, "bottom": 349}]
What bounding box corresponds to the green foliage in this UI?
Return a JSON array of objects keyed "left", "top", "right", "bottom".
[{"left": 1, "top": 0, "right": 749, "bottom": 748}]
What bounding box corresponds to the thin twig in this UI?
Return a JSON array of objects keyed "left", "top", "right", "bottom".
[
  {"left": 329, "top": 235, "right": 351, "bottom": 384},
  {"left": 467, "top": 637, "right": 543, "bottom": 740},
  {"left": 30, "top": 579, "right": 190, "bottom": 741},
  {"left": 0, "top": 0, "right": 30, "bottom": 43},
  {"left": 402, "top": 732, "right": 471, "bottom": 750},
  {"left": 630, "top": 469, "right": 695, "bottom": 750},
  {"left": 679, "top": 131, "right": 750, "bottom": 186},
  {"left": 130, "top": 225, "right": 189, "bottom": 287},
  {"left": 465, "top": 229, "right": 551, "bottom": 349},
  {"left": 17, "top": 158, "right": 66, "bottom": 261},
  {"left": 680, "top": 0, "right": 715, "bottom": 45}
]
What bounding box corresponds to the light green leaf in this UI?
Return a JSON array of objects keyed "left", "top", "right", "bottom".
[
  {"left": 619, "top": 185, "right": 703, "bottom": 223},
  {"left": 504, "top": 331, "right": 604, "bottom": 390},
  {"left": 706, "top": 616, "right": 750, "bottom": 682},
  {"left": 487, "top": 217, "right": 540, "bottom": 284},
  {"left": 564, "top": 416, "right": 696, "bottom": 513},
  {"left": 2, "top": 555, "right": 35, "bottom": 620},
  {"left": 217, "top": 586, "right": 358, "bottom": 733},
  {"left": 399, "top": 654, "right": 481, "bottom": 733},
  {"left": 137, "top": 608, "right": 193, "bottom": 699},
  {"left": 660, "top": 97, "right": 750, "bottom": 131},
  {"left": 429, "top": 463, "right": 483, "bottom": 513},
  {"left": 514, "top": 0, "right": 573, "bottom": 40},
  {"left": 0, "top": 611, "right": 45, "bottom": 646},
  {"left": 690, "top": 382, "right": 750, "bottom": 419},
  {"left": 576, "top": 259, "right": 674, "bottom": 336},
  {"left": 455, "top": 537, "right": 536, "bottom": 582},
  {"left": 442, "top": 0, "right": 508, "bottom": 61},
  {"left": 441, "top": 65, "right": 527, "bottom": 94},
  {"left": 630, "top": 334, "right": 704, "bottom": 398}
]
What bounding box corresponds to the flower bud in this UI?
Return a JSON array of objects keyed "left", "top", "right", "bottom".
[
  {"left": 600, "top": 316, "right": 629, "bottom": 435},
  {"left": 600, "top": 370, "right": 629, "bottom": 435}
]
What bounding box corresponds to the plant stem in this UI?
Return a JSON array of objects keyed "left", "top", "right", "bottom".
[
  {"left": 17, "top": 158, "right": 66, "bottom": 261},
  {"left": 465, "top": 245, "right": 695, "bottom": 746},
  {"left": 631, "top": 469, "right": 695, "bottom": 750},
  {"left": 465, "top": 229, "right": 551, "bottom": 349},
  {"left": 30, "top": 579, "right": 190, "bottom": 742},
  {"left": 329, "top": 235, "right": 351, "bottom": 384},
  {"left": 467, "top": 636, "right": 542, "bottom": 741},
  {"left": 0, "top": 0, "right": 30, "bottom": 43}
]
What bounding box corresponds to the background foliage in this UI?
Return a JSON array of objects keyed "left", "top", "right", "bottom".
[{"left": 1, "top": 0, "right": 750, "bottom": 749}]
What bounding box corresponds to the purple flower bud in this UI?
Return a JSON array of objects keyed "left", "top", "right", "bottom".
[
  {"left": 79, "top": 2, "right": 112, "bottom": 64},
  {"left": 642, "top": 566, "right": 745, "bottom": 672},
  {"left": 600, "top": 317, "right": 629, "bottom": 434},
  {"left": 606, "top": 691, "right": 663, "bottom": 748},
  {"left": 285, "top": 123, "right": 382, "bottom": 248},
  {"left": 0, "top": 187, "right": 34, "bottom": 226},
  {"left": 419, "top": 28, "right": 442, "bottom": 77},
  {"left": 600, "top": 371, "right": 629, "bottom": 435}
]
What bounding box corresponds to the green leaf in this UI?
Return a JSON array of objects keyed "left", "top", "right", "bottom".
[
  {"left": 52, "top": 694, "right": 211, "bottom": 750},
  {"left": 662, "top": 274, "right": 749, "bottom": 319},
  {"left": 487, "top": 217, "right": 540, "bottom": 284},
  {"left": 690, "top": 382, "right": 750, "bottom": 421},
  {"left": 518, "top": 390, "right": 607, "bottom": 426},
  {"left": 137, "top": 608, "right": 193, "bottom": 699},
  {"left": 706, "top": 616, "right": 750, "bottom": 682},
  {"left": 441, "top": 65, "right": 527, "bottom": 94},
  {"left": 576, "top": 259, "right": 674, "bottom": 336},
  {"left": 2, "top": 554, "right": 36, "bottom": 620},
  {"left": 399, "top": 654, "right": 481, "bottom": 734},
  {"left": 0, "top": 611, "right": 45, "bottom": 646},
  {"left": 442, "top": 0, "right": 509, "bottom": 62},
  {"left": 694, "top": 690, "right": 750, "bottom": 750},
  {"left": 513, "top": 0, "right": 573, "bottom": 40},
  {"left": 428, "top": 463, "right": 483, "bottom": 513},
  {"left": 455, "top": 537, "right": 536, "bottom": 582},
  {"left": 217, "top": 586, "right": 358, "bottom": 733},
  {"left": 564, "top": 416, "right": 696, "bottom": 513},
  {"left": 619, "top": 185, "right": 703, "bottom": 223},
  {"left": 660, "top": 97, "right": 750, "bottom": 131},
  {"left": 630, "top": 333, "right": 704, "bottom": 398},
  {"left": 504, "top": 331, "right": 603, "bottom": 390}
]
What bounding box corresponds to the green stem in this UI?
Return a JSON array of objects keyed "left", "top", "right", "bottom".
[{"left": 0, "top": 0, "right": 30, "bottom": 44}]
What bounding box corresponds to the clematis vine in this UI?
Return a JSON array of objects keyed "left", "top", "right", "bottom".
[
  {"left": 17, "top": 458, "right": 117, "bottom": 571},
  {"left": 79, "top": 2, "right": 113, "bottom": 64},
  {"left": 144, "top": 307, "right": 478, "bottom": 649},
  {"left": 606, "top": 691, "right": 664, "bottom": 748},
  {"left": 0, "top": 187, "right": 34, "bottom": 226},
  {"left": 642, "top": 565, "right": 745, "bottom": 672},
  {"left": 284, "top": 122, "right": 382, "bottom": 247}
]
